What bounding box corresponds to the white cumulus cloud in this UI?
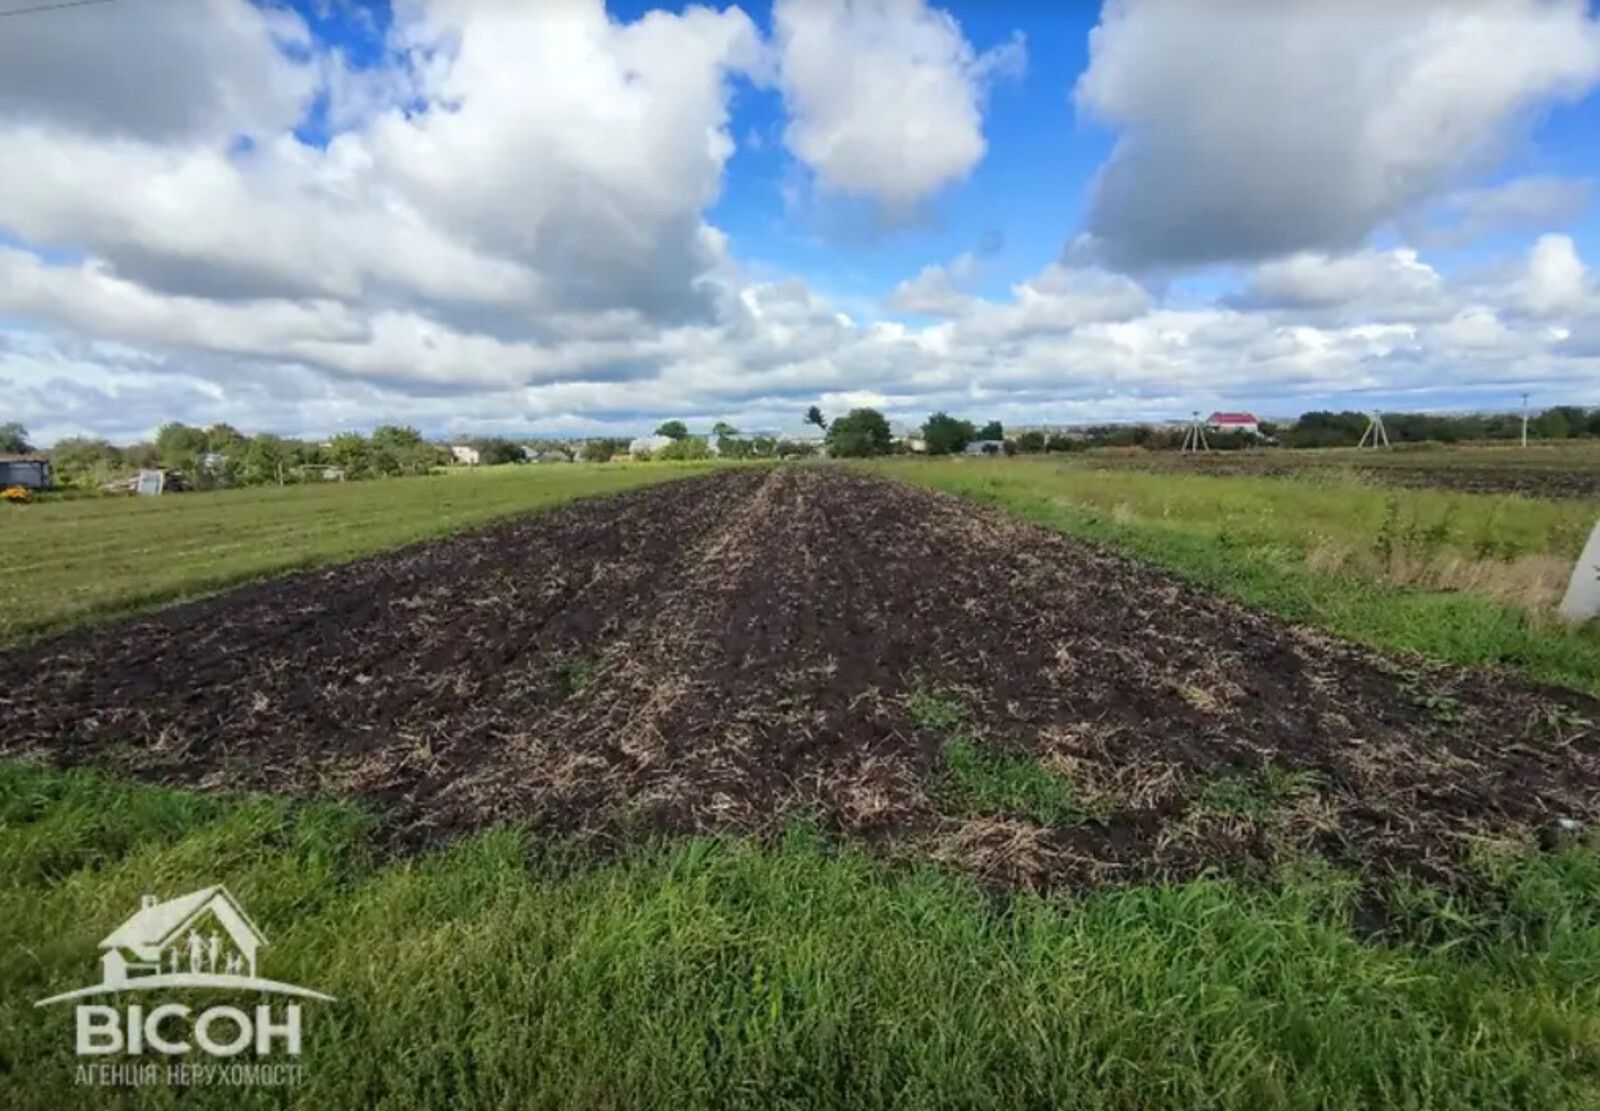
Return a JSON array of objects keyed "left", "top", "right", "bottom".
[
  {"left": 1075, "top": 0, "right": 1600, "bottom": 269},
  {"left": 774, "top": 0, "right": 1022, "bottom": 211}
]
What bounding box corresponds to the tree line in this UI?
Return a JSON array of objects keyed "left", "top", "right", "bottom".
[
  {"left": 642, "top": 420, "right": 820, "bottom": 460},
  {"left": 800, "top": 404, "right": 1600, "bottom": 458},
  {"left": 1279, "top": 408, "right": 1600, "bottom": 447},
  {"left": 9, "top": 402, "right": 1600, "bottom": 488}
]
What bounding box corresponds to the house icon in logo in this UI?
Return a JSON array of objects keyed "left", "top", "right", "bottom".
[
  {"left": 35, "top": 886, "right": 333, "bottom": 1007},
  {"left": 99, "top": 886, "right": 265, "bottom": 987}
]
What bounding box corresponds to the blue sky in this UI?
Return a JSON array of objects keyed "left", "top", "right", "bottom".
[{"left": 1, "top": 0, "right": 1599, "bottom": 443}]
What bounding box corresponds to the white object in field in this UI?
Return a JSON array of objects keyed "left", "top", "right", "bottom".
[
  {"left": 135, "top": 470, "right": 166, "bottom": 497},
  {"left": 1559, "top": 516, "right": 1600, "bottom": 623}
]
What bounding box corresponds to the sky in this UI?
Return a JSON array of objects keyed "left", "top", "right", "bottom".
[{"left": 2, "top": 0, "right": 1600, "bottom": 445}]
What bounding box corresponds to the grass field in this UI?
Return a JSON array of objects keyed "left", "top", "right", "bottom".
[
  {"left": 875, "top": 456, "right": 1600, "bottom": 696},
  {"left": 0, "top": 462, "right": 714, "bottom": 645},
  {"left": 6, "top": 461, "right": 1600, "bottom": 1107},
  {"left": 7, "top": 763, "right": 1600, "bottom": 1108}
]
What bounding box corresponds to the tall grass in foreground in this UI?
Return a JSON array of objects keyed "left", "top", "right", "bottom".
[
  {"left": 4, "top": 762, "right": 1600, "bottom": 1109},
  {"left": 877, "top": 458, "right": 1600, "bottom": 696},
  {"left": 0, "top": 462, "right": 715, "bottom": 645}
]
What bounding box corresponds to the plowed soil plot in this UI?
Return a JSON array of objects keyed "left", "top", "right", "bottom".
[{"left": 5, "top": 467, "right": 1600, "bottom": 891}]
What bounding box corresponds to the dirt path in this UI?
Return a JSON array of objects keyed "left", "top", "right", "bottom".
[{"left": 5, "top": 466, "right": 1598, "bottom": 890}]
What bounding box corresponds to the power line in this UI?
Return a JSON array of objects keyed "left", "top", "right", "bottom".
[{"left": 0, "top": 0, "right": 116, "bottom": 19}]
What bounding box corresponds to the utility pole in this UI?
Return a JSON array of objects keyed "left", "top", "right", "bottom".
[
  {"left": 1358, "top": 411, "right": 1390, "bottom": 450},
  {"left": 1521, "top": 392, "right": 1530, "bottom": 448},
  {"left": 1181, "top": 410, "right": 1209, "bottom": 454}
]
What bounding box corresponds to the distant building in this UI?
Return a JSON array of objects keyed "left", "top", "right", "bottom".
[
  {"left": 1207, "top": 412, "right": 1261, "bottom": 436},
  {"left": 963, "top": 440, "right": 1005, "bottom": 457},
  {"left": 0, "top": 455, "right": 52, "bottom": 490},
  {"left": 890, "top": 426, "right": 926, "bottom": 453},
  {"left": 628, "top": 434, "right": 675, "bottom": 457},
  {"left": 451, "top": 445, "right": 482, "bottom": 466}
]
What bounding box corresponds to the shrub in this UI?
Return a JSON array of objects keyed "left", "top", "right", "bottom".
[
  {"left": 657, "top": 437, "right": 711, "bottom": 461},
  {"left": 827, "top": 409, "right": 893, "bottom": 458}
]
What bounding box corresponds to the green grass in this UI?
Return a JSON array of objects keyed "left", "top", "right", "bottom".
[
  {"left": 906, "top": 687, "right": 1082, "bottom": 825},
  {"left": 1197, "top": 766, "right": 1323, "bottom": 824},
  {"left": 881, "top": 456, "right": 1596, "bottom": 562},
  {"left": 5, "top": 762, "right": 1600, "bottom": 1108},
  {"left": 941, "top": 739, "right": 1081, "bottom": 826},
  {"left": 875, "top": 457, "right": 1600, "bottom": 696},
  {"left": 0, "top": 462, "right": 716, "bottom": 645}
]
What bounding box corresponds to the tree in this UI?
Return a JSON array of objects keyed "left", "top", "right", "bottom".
[
  {"left": 922, "top": 411, "right": 975, "bottom": 455},
  {"left": 155, "top": 422, "right": 208, "bottom": 471},
  {"left": 372, "top": 425, "right": 441, "bottom": 474},
  {"left": 657, "top": 436, "right": 712, "bottom": 461},
  {"left": 49, "top": 437, "right": 122, "bottom": 485},
  {"left": 582, "top": 437, "right": 630, "bottom": 463},
  {"left": 1015, "top": 430, "right": 1046, "bottom": 453},
  {"left": 1535, "top": 406, "right": 1586, "bottom": 440},
  {"left": 1282, "top": 411, "right": 1367, "bottom": 449},
  {"left": 123, "top": 442, "right": 160, "bottom": 470},
  {"left": 372, "top": 424, "right": 425, "bottom": 448},
  {"left": 327, "top": 433, "right": 372, "bottom": 478},
  {"left": 716, "top": 434, "right": 753, "bottom": 459},
  {"left": 826, "top": 408, "right": 892, "bottom": 458},
  {"left": 204, "top": 423, "right": 247, "bottom": 455},
  {"left": 711, "top": 421, "right": 738, "bottom": 438},
  {"left": 656, "top": 420, "right": 689, "bottom": 441},
  {"left": 242, "top": 434, "right": 291, "bottom": 486},
  {"left": 804, "top": 406, "right": 827, "bottom": 434},
  {"left": 0, "top": 422, "right": 31, "bottom": 454},
  {"left": 974, "top": 420, "right": 1003, "bottom": 442},
  {"left": 474, "top": 438, "right": 525, "bottom": 466}
]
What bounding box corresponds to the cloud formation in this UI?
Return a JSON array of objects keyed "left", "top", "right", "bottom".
[
  {"left": 774, "top": 0, "right": 1022, "bottom": 211},
  {"left": 0, "top": 0, "right": 315, "bottom": 141},
  {"left": 0, "top": 0, "right": 1597, "bottom": 448},
  {"left": 1075, "top": 0, "right": 1600, "bottom": 270}
]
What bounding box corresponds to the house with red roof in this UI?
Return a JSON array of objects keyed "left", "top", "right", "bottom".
[{"left": 1206, "top": 412, "right": 1261, "bottom": 436}]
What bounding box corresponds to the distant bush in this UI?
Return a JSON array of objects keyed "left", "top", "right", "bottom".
[
  {"left": 582, "top": 437, "right": 631, "bottom": 463},
  {"left": 827, "top": 409, "right": 893, "bottom": 458},
  {"left": 656, "top": 437, "right": 712, "bottom": 461},
  {"left": 923, "top": 412, "right": 975, "bottom": 455}
]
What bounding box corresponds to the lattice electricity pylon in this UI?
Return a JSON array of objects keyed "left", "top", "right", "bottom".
[{"left": 1357, "top": 411, "right": 1390, "bottom": 449}]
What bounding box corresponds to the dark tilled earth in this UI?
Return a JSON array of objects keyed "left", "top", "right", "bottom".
[{"left": 4, "top": 466, "right": 1599, "bottom": 889}]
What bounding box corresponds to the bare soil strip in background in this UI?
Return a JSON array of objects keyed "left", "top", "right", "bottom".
[
  {"left": 4, "top": 467, "right": 1599, "bottom": 891},
  {"left": 1083, "top": 451, "right": 1600, "bottom": 499}
]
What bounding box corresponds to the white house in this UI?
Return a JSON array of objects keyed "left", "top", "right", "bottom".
[
  {"left": 98, "top": 887, "right": 267, "bottom": 986},
  {"left": 963, "top": 440, "right": 1005, "bottom": 457},
  {"left": 451, "top": 444, "right": 481, "bottom": 466},
  {"left": 1206, "top": 412, "right": 1261, "bottom": 436}
]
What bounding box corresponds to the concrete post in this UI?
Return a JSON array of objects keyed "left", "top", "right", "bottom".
[{"left": 1559, "top": 516, "right": 1600, "bottom": 624}]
